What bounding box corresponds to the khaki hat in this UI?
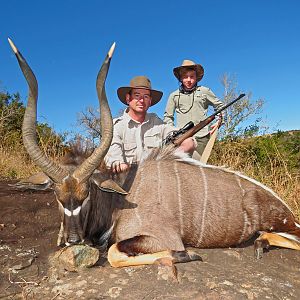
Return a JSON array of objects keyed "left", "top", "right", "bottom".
[
  {"left": 117, "top": 76, "right": 163, "bottom": 106},
  {"left": 173, "top": 59, "right": 204, "bottom": 82}
]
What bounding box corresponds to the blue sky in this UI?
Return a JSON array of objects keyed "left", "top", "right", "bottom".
[{"left": 1, "top": 0, "right": 299, "bottom": 136}]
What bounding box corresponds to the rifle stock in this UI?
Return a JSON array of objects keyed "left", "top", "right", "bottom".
[
  {"left": 172, "top": 93, "right": 246, "bottom": 146},
  {"left": 173, "top": 116, "right": 215, "bottom": 146}
]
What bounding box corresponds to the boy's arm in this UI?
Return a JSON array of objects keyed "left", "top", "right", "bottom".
[
  {"left": 205, "top": 88, "right": 224, "bottom": 129},
  {"left": 205, "top": 88, "right": 224, "bottom": 111}
]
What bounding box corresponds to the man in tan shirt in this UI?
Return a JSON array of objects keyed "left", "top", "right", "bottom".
[{"left": 105, "top": 76, "right": 196, "bottom": 173}]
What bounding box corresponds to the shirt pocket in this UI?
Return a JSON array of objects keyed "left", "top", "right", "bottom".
[
  {"left": 144, "top": 130, "right": 161, "bottom": 149},
  {"left": 174, "top": 95, "right": 193, "bottom": 112},
  {"left": 123, "top": 142, "right": 137, "bottom": 159},
  {"left": 195, "top": 93, "right": 208, "bottom": 109}
]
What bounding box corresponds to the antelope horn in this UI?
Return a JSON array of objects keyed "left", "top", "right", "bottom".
[
  {"left": 8, "top": 38, "right": 69, "bottom": 183},
  {"left": 73, "top": 43, "right": 115, "bottom": 183}
]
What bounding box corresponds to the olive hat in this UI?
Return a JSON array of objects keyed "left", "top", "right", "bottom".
[
  {"left": 117, "top": 76, "right": 163, "bottom": 106},
  {"left": 173, "top": 59, "right": 204, "bottom": 82}
]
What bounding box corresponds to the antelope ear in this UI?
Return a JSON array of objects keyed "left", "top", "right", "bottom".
[
  {"left": 92, "top": 176, "right": 128, "bottom": 195},
  {"left": 10, "top": 172, "right": 53, "bottom": 191}
]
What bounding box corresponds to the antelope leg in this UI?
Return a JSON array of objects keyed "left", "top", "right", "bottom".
[
  {"left": 107, "top": 243, "right": 202, "bottom": 268},
  {"left": 107, "top": 243, "right": 174, "bottom": 268},
  {"left": 57, "top": 222, "right": 64, "bottom": 246}
]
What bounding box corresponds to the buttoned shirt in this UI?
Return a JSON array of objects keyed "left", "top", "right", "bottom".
[
  {"left": 105, "top": 109, "right": 176, "bottom": 166},
  {"left": 164, "top": 86, "right": 224, "bottom": 138}
]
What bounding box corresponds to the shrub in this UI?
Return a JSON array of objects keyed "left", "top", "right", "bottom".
[{"left": 210, "top": 131, "right": 300, "bottom": 218}]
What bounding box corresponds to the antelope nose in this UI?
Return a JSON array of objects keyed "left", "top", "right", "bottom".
[{"left": 67, "top": 233, "right": 81, "bottom": 244}]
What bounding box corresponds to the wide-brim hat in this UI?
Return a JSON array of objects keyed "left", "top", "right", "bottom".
[
  {"left": 117, "top": 76, "right": 163, "bottom": 106},
  {"left": 173, "top": 59, "right": 204, "bottom": 82}
]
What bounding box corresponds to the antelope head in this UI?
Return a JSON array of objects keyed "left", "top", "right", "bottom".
[{"left": 8, "top": 38, "right": 125, "bottom": 245}]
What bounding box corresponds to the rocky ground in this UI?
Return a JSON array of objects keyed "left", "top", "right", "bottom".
[{"left": 1, "top": 180, "right": 300, "bottom": 300}]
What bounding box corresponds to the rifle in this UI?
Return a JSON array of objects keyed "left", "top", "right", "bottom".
[{"left": 163, "top": 93, "right": 246, "bottom": 146}]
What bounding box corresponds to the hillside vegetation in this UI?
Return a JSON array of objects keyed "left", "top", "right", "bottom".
[
  {"left": 210, "top": 130, "right": 300, "bottom": 218},
  {"left": 0, "top": 90, "right": 66, "bottom": 178}
]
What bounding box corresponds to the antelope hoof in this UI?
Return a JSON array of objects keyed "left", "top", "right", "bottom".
[
  {"left": 185, "top": 250, "right": 203, "bottom": 262},
  {"left": 254, "top": 239, "right": 270, "bottom": 259},
  {"left": 172, "top": 250, "right": 203, "bottom": 263},
  {"left": 255, "top": 247, "right": 263, "bottom": 260}
]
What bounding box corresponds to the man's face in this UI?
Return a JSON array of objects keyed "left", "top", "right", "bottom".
[
  {"left": 126, "top": 88, "right": 152, "bottom": 114},
  {"left": 181, "top": 70, "right": 197, "bottom": 90}
]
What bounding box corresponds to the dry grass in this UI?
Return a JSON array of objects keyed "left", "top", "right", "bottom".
[
  {"left": 0, "top": 144, "right": 65, "bottom": 180},
  {"left": 0, "top": 126, "right": 67, "bottom": 179},
  {"left": 0, "top": 146, "right": 39, "bottom": 179},
  {"left": 210, "top": 138, "right": 300, "bottom": 219}
]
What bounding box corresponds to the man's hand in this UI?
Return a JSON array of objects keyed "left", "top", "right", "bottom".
[
  {"left": 178, "top": 137, "right": 197, "bottom": 155},
  {"left": 112, "top": 162, "right": 130, "bottom": 174},
  {"left": 209, "top": 113, "right": 223, "bottom": 134}
]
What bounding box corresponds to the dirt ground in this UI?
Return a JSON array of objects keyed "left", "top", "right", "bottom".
[{"left": 1, "top": 180, "right": 300, "bottom": 300}]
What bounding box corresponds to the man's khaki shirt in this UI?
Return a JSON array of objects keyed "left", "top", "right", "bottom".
[
  {"left": 163, "top": 86, "right": 224, "bottom": 138},
  {"left": 105, "top": 110, "right": 175, "bottom": 166}
]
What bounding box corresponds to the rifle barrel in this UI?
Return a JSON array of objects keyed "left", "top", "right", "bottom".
[
  {"left": 211, "top": 93, "right": 246, "bottom": 118},
  {"left": 172, "top": 93, "right": 246, "bottom": 146}
]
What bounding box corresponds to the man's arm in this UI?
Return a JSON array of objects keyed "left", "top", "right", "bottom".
[
  {"left": 105, "top": 123, "right": 128, "bottom": 172},
  {"left": 163, "top": 93, "right": 176, "bottom": 126}
]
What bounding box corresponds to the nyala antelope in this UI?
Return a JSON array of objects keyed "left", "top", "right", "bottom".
[{"left": 9, "top": 38, "right": 300, "bottom": 271}]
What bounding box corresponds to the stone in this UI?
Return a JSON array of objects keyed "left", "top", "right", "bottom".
[{"left": 50, "top": 245, "right": 99, "bottom": 272}]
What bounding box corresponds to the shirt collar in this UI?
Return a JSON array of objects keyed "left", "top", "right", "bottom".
[
  {"left": 179, "top": 84, "right": 198, "bottom": 94},
  {"left": 123, "top": 109, "right": 150, "bottom": 125}
]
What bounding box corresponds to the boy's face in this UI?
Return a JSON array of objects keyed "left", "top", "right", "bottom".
[{"left": 181, "top": 70, "right": 197, "bottom": 90}]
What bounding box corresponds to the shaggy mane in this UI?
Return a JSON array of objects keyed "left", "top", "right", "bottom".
[
  {"left": 140, "top": 145, "right": 205, "bottom": 167},
  {"left": 61, "top": 143, "right": 93, "bottom": 166},
  {"left": 61, "top": 141, "right": 110, "bottom": 173}
]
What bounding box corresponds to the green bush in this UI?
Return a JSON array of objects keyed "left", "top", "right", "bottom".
[{"left": 0, "top": 89, "right": 67, "bottom": 178}]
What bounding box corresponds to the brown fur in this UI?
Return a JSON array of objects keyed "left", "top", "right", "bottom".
[
  {"left": 108, "top": 147, "right": 300, "bottom": 263},
  {"left": 18, "top": 145, "right": 300, "bottom": 259}
]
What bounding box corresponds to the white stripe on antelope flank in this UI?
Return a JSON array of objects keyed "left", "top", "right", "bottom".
[
  {"left": 171, "top": 150, "right": 290, "bottom": 211},
  {"left": 157, "top": 161, "right": 162, "bottom": 205},
  {"left": 174, "top": 162, "right": 184, "bottom": 236},
  {"left": 202, "top": 164, "right": 288, "bottom": 209},
  {"left": 238, "top": 210, "right": 249, "bottom": 244},
  {"left": 236, "top": 175, "right": 246, "bottom": 196},
  {"left": 198, "top": 166, "right": 208, "bottom": 246},
  {"left": 132, "top": 166, "right": 143, "bottom": 226}
]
